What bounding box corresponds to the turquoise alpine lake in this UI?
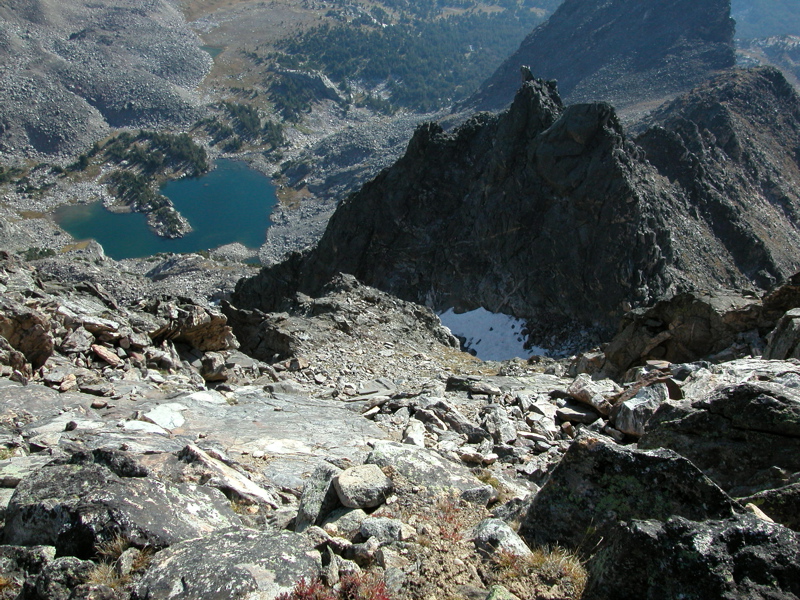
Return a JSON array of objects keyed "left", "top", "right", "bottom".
[{"left": 54, "top": 159, "right": 276, "bottom": 261}]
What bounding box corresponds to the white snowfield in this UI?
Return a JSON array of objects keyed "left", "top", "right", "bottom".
[{"left": 438, "top": 307, "right": 544, "bottom": 361}]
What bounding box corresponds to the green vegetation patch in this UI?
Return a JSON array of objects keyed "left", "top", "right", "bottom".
[{"left": 272, "top": 0, "right": 551, "bottom": 112}]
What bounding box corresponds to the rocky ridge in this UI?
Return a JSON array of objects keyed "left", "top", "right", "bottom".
[
  {"left": 467, "top": 0, "right": 735, "bottom": 115},
  {"left": 233, "top": 67, "right": 800, "bottom": 346}
]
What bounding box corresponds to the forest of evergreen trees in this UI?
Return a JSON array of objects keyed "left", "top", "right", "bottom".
[{"left": 275, "top": 1, "right": 552, "bottom": 111}]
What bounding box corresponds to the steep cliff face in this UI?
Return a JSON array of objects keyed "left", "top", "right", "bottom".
[
  {"left": 234, "top": 67, "right": 800, "bottom": 339},
  {"left": 468, "top": 0, "right": 735, "bottom": 113}
]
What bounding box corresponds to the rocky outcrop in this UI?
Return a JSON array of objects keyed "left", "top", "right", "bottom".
[
  {"left": 468, "top": 0, "right": 735, "bottom": 112},
  {"left": 639, "top": 381, "right": 800, "bottom": 496},
  {"left": 604, "top": 292, "right": 764, "bottom": 375},
  {"left": 132, "top": 529, "right": 322, "bottom": 600},
  {"left": 519, "top": 436, "right": 739, "bottom": 549},
  {"left": 585, "top": 514, "right": 800, "bottom": 600},
  {"left": 235, "top": 68, "right": 800, "bottom": 342}
]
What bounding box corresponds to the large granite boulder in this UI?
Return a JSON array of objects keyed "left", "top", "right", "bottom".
[
  {"left": 4, "top": 462, "right": 240, "bottom": 557},
  {"left": 366, "top": 441, "right": 496, "bottom": 504},
  {"left": 132, "top": 528, "right": 322, "bottom": 600},
  {"left": 639, "top": 382, "right": 800, "bottom": 496},
  {"left": 0, "top": 296, "right": 53, "bottom": 370},
  {"left": 519, "top": 436, "right": 739, "bottom": 549},
  {"left": 585, "top": 514, "right": 800, "bottom": 600}
]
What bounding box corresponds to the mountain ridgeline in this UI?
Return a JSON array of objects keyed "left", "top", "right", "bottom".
[
  {"left": 467, "top": 0, "right": 736, "bottom": 112},
  {"left": 234, "top": 67, "right": 800, "bottom": 340}
]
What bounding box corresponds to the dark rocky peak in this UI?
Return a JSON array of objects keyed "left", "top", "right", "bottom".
[
  {"left": 233, "top": 79, "right": 677, "bottom": 336},
  {"left": 235, "top": 69, "right": 800, "bottom": 346},
  {"left": 468, "top": 0, "right": 735, "bottom": 114}
]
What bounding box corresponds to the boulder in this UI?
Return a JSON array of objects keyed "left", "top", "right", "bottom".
[
  {"left": 481, "top": 405, "right": 517, "bottom": 444},
  {"left": 741, "top": 483, "right": 800, "bottom": 532},
  {"left": 604, "top": 293, "right": 763, "bottom": 375},
  {"left": 4, "top": 462, "right": 240, "bottom": 557},
  {"left": 149, "top": 302, "right": 237, "bottom": 352},
  {"left": 640, "top": 382, "right": 800, "bottom": 496},
  {"left": 321, "top": 508, "right": 369, "bottom": 539},
  {"left": 611, "top": 383, "right": 668, "bottom": 437},
  {"left": 295, "top": 463, "right": 342, "bottom": 533},
  {"left": 519, "top": 436, "right": 739, "bottom": 549},
  {"left": 334, "top": 464, "right": 393, "bottom": 509},
  {"left": 359, "top": 517, "right": 407, "bottom": 543},
  {"left": 132, "top": 529, "right": 322, "bottom": 600},
  {"left": 23, "top": 556, "right": 94, "bottom": 600},
  {"left": 472, "top": 518, "right": 532, "bottom": 559},
  {"left": 764, "top": 308, "right": 800, "bottom": 359},
  {"left": 0, "top": 297, "right": 53, "bottom": 369},
  {"left": 585, "top": 514, "right": 800, "bottom": 600},
  {"left": 567, "top": 374, "right": 619, "bottom": 416},
  {"left": 366, "top": 441, "right": 496, "bottom": 504}
]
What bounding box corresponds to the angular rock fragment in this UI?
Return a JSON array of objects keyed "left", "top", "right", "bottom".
[{"left": 295, "top": 463, "right": 343, "bottom": 533}]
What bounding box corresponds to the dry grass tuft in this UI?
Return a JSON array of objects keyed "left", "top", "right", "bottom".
[
  {"left": 0, "top": 575, "right": 19, "bottom": 599},
  {"left": 131, "top": 546, "right": 154, "bottom": 573},
  {"left": 95, "top": 534, "right": 130, "bottom": 561},
  {"left": 492, "top": 546, "right": 588, "bottom": 600},
  {"left": 85, "top": 563, "right": 128, "bottom": 589}
]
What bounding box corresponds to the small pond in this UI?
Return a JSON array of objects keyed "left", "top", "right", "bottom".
[{"left": 54, "top": 159, "right": 277, "bottom": 261}]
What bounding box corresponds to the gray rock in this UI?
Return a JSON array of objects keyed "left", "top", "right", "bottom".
[
  {"left": 27, "top": 556, "right": 94, "bottom": 600},
  {"left": 555, "top": 401, "right": 599, "bottom": 424},
  {"left": 640, "top": 381, "right": 800, "bottom": 496},
  {"left": 764, "top": 308, "right": 800, "bottom": 360},
  {"left": 519, "top": 436, "right": 739, "bottom": 549},
  {"left": 741, "top": 483, "right": 800, "bottom": 532},
  {"left": 359, "top": 517, "right": 404, "bottom": 543},
  {"left": 295, "top": 463, "right": 343, "bottom": 533},
  {"left": 472, "top": 518, "right": 532, "bottom": 559},
  {"left": 132, "top": 528, "right": 322, "bottom": 600},
  {"left": 612, "top": 383, "right": 668, "bottom": 437},
  {"left": 334, "top": 464, "right": 393, "bottom": 509},
  {"left": 485, "top": 585, "right": 521, "bottom": 600},
  {"left": 321, "top": 507, "right": 369, "bottom": 540},
  {"left": 366, "top": 441, "right": 496, "bottom": 504},
  {"left": 481, "top": 405, "right": 517, "bottom": 444},
  {"left": 402, "top": 418, "right": 426, "bottom": 447},
  {"left": 585, "top": 514, "right": 800, "bottom": 600},
  {"left": 567, "top": 374, "right": 619, "bottom": 416},
  {"left": 60, "top": 327, "right": 95, "bottom": 354},
  {"left": 5, "top": 462, "right": 240, "bottom": 557}
]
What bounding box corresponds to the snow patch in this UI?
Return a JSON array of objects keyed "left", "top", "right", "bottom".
[{"left": 438, "top": 307, "right": 545, "bottom": 361}]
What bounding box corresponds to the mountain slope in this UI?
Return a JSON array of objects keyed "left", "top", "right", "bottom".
[
  {"left": 0, "top": 0, "right": 210, "bottom": 157},
  {"left": 467, "top": 0, "right": 735, "bottom": 113},
  {"left": 233, "top": 67, "right": 800, "bottom": 340}
]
